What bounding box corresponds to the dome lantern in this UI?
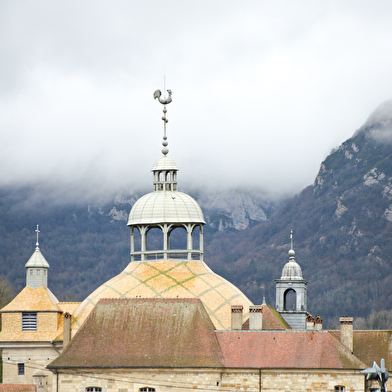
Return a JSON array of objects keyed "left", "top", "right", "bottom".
[{"left": 127, "top": 89, "right": 206, "bottom": 262}]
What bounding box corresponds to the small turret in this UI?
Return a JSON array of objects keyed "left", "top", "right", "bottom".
[{"left": 25, "top": 225, "right": 50, "bottom": 289}]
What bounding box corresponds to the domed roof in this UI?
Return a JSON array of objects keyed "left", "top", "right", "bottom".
[
  {"left": 73, "top": 260, "right": 253, "bottom": 331},
  {"left": 151, "top": 155, "right": 179, "bottom": 171},
  {"left": 128, "top": 191, "right": 205, "bottom": 226},
  {"left": 281, "top": 249, "right": 303, "bottom": 280}
]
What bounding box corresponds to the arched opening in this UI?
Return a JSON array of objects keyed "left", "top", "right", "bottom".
[
  {"left": 159, "top": 172, "right": 164, "bottom": 181},
  {"left": 169, "top": 226, "right": 187, "bottom": 250},
  {"left": 192, "top": 225, "right": 200, "bottom": 249},
  {"left": 166, "top": 172, "right": 171, "bottom": 181},
  {"left": 146, "top": 227, "right": 163, "bottom": 251},
  {"left": 133, "top": 227, "right": 141, "bottom": 252},
  {"left": 284, "top": 289, "right": 297, "bottom": 311}
]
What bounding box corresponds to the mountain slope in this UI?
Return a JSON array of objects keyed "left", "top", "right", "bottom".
[{"left": 206, "top": 100, "right": 392, "bottom": 326}]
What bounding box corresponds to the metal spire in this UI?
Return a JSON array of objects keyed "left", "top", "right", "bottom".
[
  {"left": 35, "top": 224, "right": 40, "bottom": 251},
  {"left": 153, "top": 86, "right": 172, "bottom": 156},
  {"left": 290, "top": 228, "right": 293, "bottom": 250}
]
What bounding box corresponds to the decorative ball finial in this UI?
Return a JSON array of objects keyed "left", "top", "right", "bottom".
[
  {"left": 288, "top": 228, "right": 295, "bottom": 258},
  {"left": 153, "top": 88, "right": 172, "bottom": 156}
]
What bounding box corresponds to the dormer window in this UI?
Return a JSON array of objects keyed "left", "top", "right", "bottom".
[{"left": 22, "top": 312, "right": 37, "bottom": 331}]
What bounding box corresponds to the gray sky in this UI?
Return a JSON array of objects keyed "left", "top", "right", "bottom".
[{"left": 1, "top": 1, "right": 392, "bottom": 200}]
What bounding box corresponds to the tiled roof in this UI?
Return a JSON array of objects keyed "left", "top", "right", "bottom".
[
  {"left": 0, "top": 385, "right": 36, "bottom": 392},
  {"left": 329, "top": 330, "right": 392, "bottom": 370},
  {"left": 57, "top": 302, "right": 81, "bottom": 314},
  {"left": 242, "top": 304, "right": 291, "bottom": 330},
  {"left": 49, "top": 298, "right": 224, "bottom": 369},
  {"left": 216, "top": 330, "right": 366, "bottom": 369},
  {"left": 73, "top": 260, "right": 253, "bottom": 331},
  {"left": 0, "top": 286, "right": 59, "bottom": 312},
  {"left": 0, "top": 286, "right": 62, "bottom": 342}
]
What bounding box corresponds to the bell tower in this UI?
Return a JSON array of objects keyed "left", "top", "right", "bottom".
[{"left": 275, "top": 230, "right": 308, "bottom": 329}]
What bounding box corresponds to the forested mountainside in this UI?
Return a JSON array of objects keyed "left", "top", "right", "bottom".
[
  {"left": 0, "top": 186, "right": 276, "bottom": 301},
  {"left": 207, "top": 100, "right": 392, "bottom": 327},
  {"left": 1, "top": 100, "right": 391, "bottom": 328}
]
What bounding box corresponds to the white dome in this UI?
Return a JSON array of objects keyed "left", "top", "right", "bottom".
[
  {"left": 128, "top": 191, "right": 205, "bottom": 226},
  {"left": 281, "top": 260, "right": 303, "bottom": 280},
  {"left": 151, "top": 156, "right": 179, "bottom": 171}
]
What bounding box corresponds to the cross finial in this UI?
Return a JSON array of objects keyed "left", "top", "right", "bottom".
[{"left": 35, "top": 224, "right": 40, "bottom": 250}]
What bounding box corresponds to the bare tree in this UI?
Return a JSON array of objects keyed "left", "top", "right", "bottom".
[{"left": 0, "top": 276, "right": 16, "bottom": 310}]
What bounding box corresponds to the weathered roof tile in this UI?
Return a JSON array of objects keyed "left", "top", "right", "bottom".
[
  {"left": 216, "top": 330, "right": 365, "bottom": 369},
  {"left": 49, "top": 298, "right": 224, "bottom": 369}
]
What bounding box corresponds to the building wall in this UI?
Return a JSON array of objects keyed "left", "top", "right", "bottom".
[
  {"left": 2, "top": 313, "right": 21, "bottom": 332},
  {"left": 52, "top": 367, "right": 366, "bottom": 392},
  {"left": 2, "top": 312, "right": 60, "bottom": 334},
  {"left": 2, "top": 346, "right": 59, "bottom": 392}
]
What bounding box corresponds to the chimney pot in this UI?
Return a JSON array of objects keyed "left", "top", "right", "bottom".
[
  {"left": 63, "top": 312, "right": 72, "bottom": 349},
  {"left": 249, "top": 305, "right": 263, "bottom": 330},
  {"left": 339, "top": 316, "right": 353, "bottom": 352},
  {"left": 231, "top": 305, "right": 243, "bottom": 330}
]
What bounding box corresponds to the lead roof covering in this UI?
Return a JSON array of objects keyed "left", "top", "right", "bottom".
[{"left": 127, "top": 191, "right": 205, "bottom": 225}]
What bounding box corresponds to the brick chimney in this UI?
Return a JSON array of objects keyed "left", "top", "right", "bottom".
[
  {"left": 249, "top": 305, "right": 263, "bottom": 330},
  {"left": 306, "top": 314, "right": 314, "bottom": 330},
  {"left": 314, "top": 315, "right": 322, "bottom": 330},
  {"left": 231, "top": 305, "right": 243, "bottom": 330},
  {"left": 340, "top": 316, "right": 353, "bottom": 352},
  {"left": 63, "top": 312, "right": 72, "bottom": 349}
]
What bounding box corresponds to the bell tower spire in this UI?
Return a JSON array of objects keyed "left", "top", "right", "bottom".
[
  {"left": 25, "top": 225, "right": 50, "bottom": 288},
  {"left": 275, "top": 229, "right": 308, "bottom": 329}
]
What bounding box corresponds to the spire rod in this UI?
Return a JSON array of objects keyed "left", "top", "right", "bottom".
[
  {"left": 35, "top": 224, "right": 40, "bottom": 250},
  {"left": 153, "top": 86, "right": 173, "bottom": 156},
  {"left": 290, "top": 228, "right": 293, "bottom": 250}
]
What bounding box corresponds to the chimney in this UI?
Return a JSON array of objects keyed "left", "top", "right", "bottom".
[
  {"left": 306, "top": 314, "right": 314, "bottom": 330},
  {"left": 249, "top": 305, "right": 263, "bottom": 330},
  {"left": 231, "top": 305, "right": 243, "bottom": 330},
  {"left": 63, "top": 312, "right": 72, "bottom": 349},
  {"left": 314, "top": 315, "right": 322, "bottom": 330},
  {"left": 340, "top": 316, "right": 353, "bottom": 352}
]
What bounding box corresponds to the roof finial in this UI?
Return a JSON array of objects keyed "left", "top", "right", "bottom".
[
  {"left": 35, "top": 224, "right": 40, "bottom": 251},
  {"left": 153, "top": 82, "right": 172, "bottom": 156},
  {"left": 288, "top": 228, "right": 295, "bottom": 259}
]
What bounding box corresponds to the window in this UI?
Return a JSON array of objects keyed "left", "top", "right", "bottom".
[
  {"left": 139, "top": 388, "right": 155, "bottom": 392},
  {"left": 22, "top": 312, "right": 37, "bottom": 331},
  {"left": 86, "top": 388, "right": 102, "bottom": 392},
  {"left": 335, "top": 386, "right": 345, "bottom": 392},
  {"left": 18, "top": 363, "right": 24, "bottom": 375}
]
